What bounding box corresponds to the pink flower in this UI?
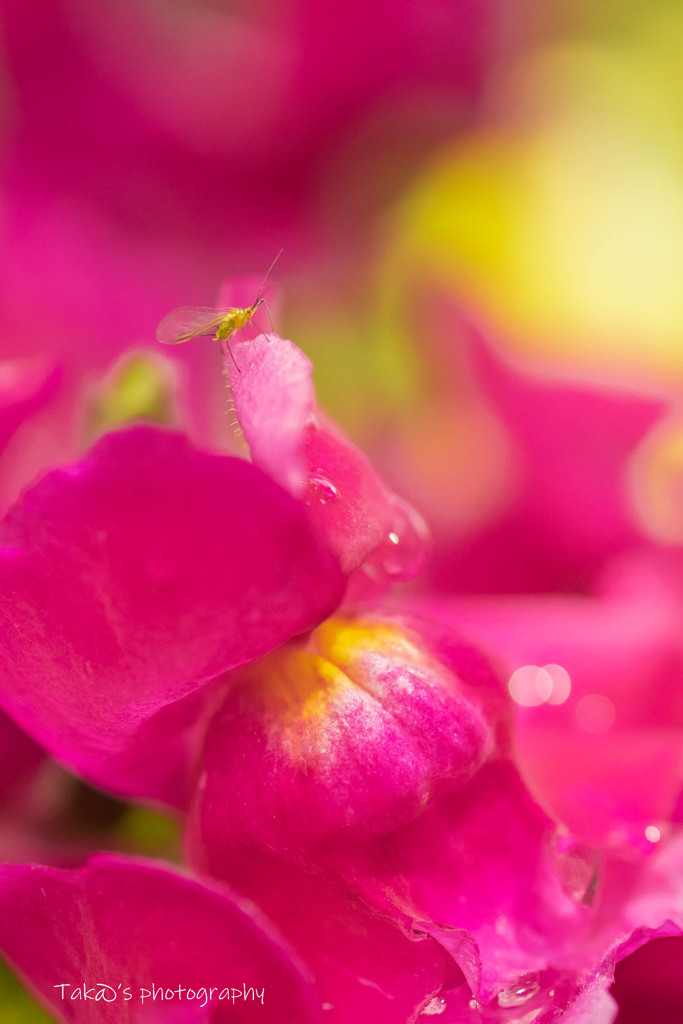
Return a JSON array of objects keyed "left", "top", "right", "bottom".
[
  {"left": 0, "top": 334, "right": 428, "bottom": 804},
  {"left": 0, "top": 333, "right": 680, "bottom": 1022}
]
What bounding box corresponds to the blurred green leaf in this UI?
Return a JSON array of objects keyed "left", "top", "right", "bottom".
[{"left": 0, "top": 961, "right": 54, "bottom": 1023}]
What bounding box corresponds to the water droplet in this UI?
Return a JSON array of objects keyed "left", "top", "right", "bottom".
[
  {"left": 645, "top": 824, "right": 661, "bottom": 843},
  {"left": 306, "top": 475, "right": 340, "bottom": 505},
  {"left": 496, "top": 974, "right": 540, "bottom": 1008},
  {"left": 421, "top": 995, "right": 447, "bottom": 1016},
  {"left": 366, "top": 495, "right": 429, "bottom": 580},
  {"left": 554, "top": 836, "right": 600, "bottom": 906},
  {"left": 476, "top": 971, "right": 564, "bottom": 1022}
]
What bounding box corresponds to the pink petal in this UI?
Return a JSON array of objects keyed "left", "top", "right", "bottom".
[
  {"left": 423, "top": 317, "right": 669, "bottom": 594},
  {"left": 0, "top": 425, "right": 344, "bottom": 805},
  {"left": 228, "top": 334, "right": 314, "bottom": 493},
  {"left": 556, "top": 980, "right": 619, "bottom": 1024},
  {"left": 611, "top": 934, "right": 683, "bottom": 1023},
  {"left": 302, "top": 416, "right": 430, "bottom": 585},
  {"left": 339, "top": 760, "right": 587, "bottom": 1002},
  {"left": 0, "top": 853, "right": 323, "bottom": 1023},
  {"left": 412, "top": 577, "right": 683, "bottom": 843},
  {"left": 187, "top": 843, "right": 450, "bottom": 1024},
  {"left": 555, "top": 834, "right": 683, "bottom": 1024},
  {"left": 227, "top": 334, "right": 429, "bottom": 582}
]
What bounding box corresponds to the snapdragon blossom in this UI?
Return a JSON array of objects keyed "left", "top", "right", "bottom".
[{"left": 0, "top": 330, "right": 680, "bottom": 1022}]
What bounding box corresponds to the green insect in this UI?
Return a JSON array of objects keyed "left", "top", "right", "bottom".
[{"left": 156, "top": 251, "right": 281, "bottom": 369}]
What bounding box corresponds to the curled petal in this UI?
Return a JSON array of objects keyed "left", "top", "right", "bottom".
[
  {"left": 228, "top": 334, "right": 314, "bottom": 493},
  {"left": 227, "top": 334, "right": 429, "bottom": 583},
  {"left": 0, "top": 426, "right": 344, "bottom": 805},
  {"left": 302, "top": 417, "right": 430, "bottom": 583},
  {"left": 0, "top": 853, "right": 323, "bottom": 1023}
]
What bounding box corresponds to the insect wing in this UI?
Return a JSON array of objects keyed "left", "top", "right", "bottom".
[{"left": 156, "top": 307, "right": 227, "bottom": 345}]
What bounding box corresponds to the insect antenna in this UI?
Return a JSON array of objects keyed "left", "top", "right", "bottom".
[
  {"left": 253, "top": 248, "right": 284, "bottom": 305},
  {"left": 260, "top": 297, "right": 275, "bottom": 337}
]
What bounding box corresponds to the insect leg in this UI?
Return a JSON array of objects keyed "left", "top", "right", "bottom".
[{"left": 220, "top": 334, "right": 241, "bottom": 373}]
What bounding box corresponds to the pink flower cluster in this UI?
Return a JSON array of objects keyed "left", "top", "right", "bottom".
[{"left": 0, "top": 321, "right": 680, "bottom": 1023}]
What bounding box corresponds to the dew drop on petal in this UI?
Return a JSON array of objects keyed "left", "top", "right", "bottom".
[
  {"left": 554, "top": 837, "right": 600, "bottom": 906},
  {"left": 374, "top": 495, "right": 429, "bottom": 579},
  {"left": 496, "top": 973, "right": 541, "bottom": 1008},
  {"left": 645, "top": 824, "right": 661, "bottom": 843},
  {"left": 306, "top": 474, "right": 341, "bottom": 505}
]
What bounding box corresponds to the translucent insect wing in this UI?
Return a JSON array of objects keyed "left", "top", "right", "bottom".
[{"left": 156, "top": 307, "right": 227, "bottom": 345}]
